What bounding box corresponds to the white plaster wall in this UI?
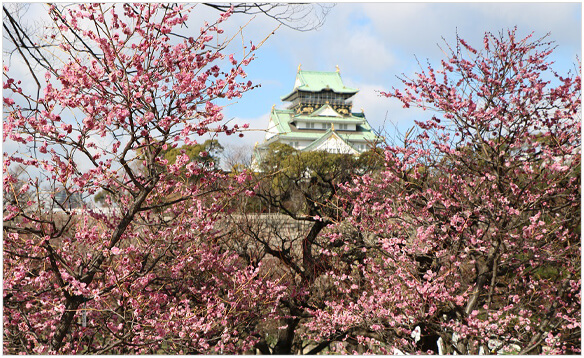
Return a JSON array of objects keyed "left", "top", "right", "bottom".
[{"left": 314, "top": 135, "right": 357, "bottom": 154}]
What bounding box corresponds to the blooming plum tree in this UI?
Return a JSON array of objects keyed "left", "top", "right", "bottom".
[
  {"left": 203, "top": 29, "right": 580, "bottom": 355},
  {"left": 304, "top": 28, "right": 580, "bottom": 354},
  {"left": 222, "top": 143, "right": 386, "bottom": 353},
  {"left": 3, "top": 3, "right": 285, "bottom": 354},
  {"left": 4, "top": 10, "right": 580, "bottom": 355}
]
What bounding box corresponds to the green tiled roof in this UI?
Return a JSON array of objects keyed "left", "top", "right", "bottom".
[
  {"left": 271, "top": 129, "right": 377, "bottom": 144},
  {"left": 281, "top": 70, "right": 358, "bottom": 100},
  {"left": 275, "top": 105, "right": 366, "bottom": 125},
  {"left": 293, "top": 117, "right": 365, "bottom": 125},
  {"left": 266, "top": 109, "right": 377, "bottom": 143},
  {"left": 271, "top": 109, "right": 294, "bottom": 133},
  {"left": 297, "top": 71, "right": 358, "bottom": 93},
  {"left": 308, "top": 104, "right": 344, "bottom": 117}
]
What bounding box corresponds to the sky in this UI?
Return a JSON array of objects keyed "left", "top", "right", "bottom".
[
  {"left": 3, "top": 2, "right": 582, "bottom": 164},
  {"left": 192, "top": 1, "right": 582, "bottom": 153}
]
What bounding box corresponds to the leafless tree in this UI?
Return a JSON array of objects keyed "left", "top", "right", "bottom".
[
  {"left": 221, "top": 143, "right": 253, "bottom": 172},
  {"left": 203, "top": 3, "right": 334, "bottom": 31},
  {"left": 3, "top": 2, "right": 334, "bottom": 70}
]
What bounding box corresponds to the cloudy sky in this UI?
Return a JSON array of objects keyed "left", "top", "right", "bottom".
[
  {"left": 3, "top": 2, "right": 582, "bottom": 159},
  {"left": 191, "top": 2, "right": 581, "bottom": 151}
]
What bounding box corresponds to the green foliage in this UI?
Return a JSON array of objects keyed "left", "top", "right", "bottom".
[
  {"left": 355, "top": 146, "right": 385, "bottom": 173},
  {"left": 259, "top": 142, "right": 382, "bottom": 180},
  {"left": 162, "top": 139, "right": 224, "bottom": 167},
  {"left": 259, "top": 143, "right": 353, "bottom": 191},
  {"left": 93, "top": 190, "right": 108, "bottom": 205},
  {"left": 253, "top": 143, "right": 384, "bottom": 216}
]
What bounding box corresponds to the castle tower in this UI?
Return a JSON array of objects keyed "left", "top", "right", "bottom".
[{"left": 256, "top": 66, "right": 377, "bottom": 157}]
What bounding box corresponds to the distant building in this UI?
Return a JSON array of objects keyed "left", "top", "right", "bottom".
[
  {"left": 254, "top": 66, "right": 378, "bottom": 159},
  {"left": 54, "top": 190, "right": 84, "bottom": 210}
]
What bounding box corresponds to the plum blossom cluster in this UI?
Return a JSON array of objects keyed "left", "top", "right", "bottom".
[
  {"left": 3, "top": 10, "right": 580, "bottom": 355},
  {"left": 2, "top": 3, "right": 282, "bottom": 354},
  {"left": 308, "top": 29, "right": 580, "bottom": 354}
]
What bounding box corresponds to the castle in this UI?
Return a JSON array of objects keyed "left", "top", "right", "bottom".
[{"left": 254, "top": 66, "right": 378, "bottom": 157}]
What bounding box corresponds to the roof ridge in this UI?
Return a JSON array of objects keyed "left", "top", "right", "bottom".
[{"left": 299, "top": 70, "right": 338, "bottom": 73}]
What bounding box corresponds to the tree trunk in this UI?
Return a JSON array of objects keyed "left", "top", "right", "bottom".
[
  {"left": 302, "top": 220, "right": 326, "bottom": 282},
  {"left": 50, "top": 299, "right": 81, "bottom": 352},
  {"left": 272, "top": 317, "right": 300, "bottom": 354}
]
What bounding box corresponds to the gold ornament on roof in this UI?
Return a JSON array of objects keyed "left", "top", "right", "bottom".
[
  {"left": 336, "top": 65, "right": 340, "bottom": 72},
  {"left": 297, "top": 64, "right": 302, "bottom": 73},
  {"left": 331, "top": 123, "right": 335, "bottom": 131},
  {"left": 272, "top": 104, "right": 275, "bottom": 111}
]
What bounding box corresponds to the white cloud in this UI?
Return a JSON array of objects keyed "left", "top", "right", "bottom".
[
  {"left": 4, "top": 2, "right": 580, "bottom": 158},
  {"left": 336, "top": 31, "right": 396, "bottom": 81},
  {"left": 348, "top": 2, "right": 581, "bottom": 76},
  {"left": 207, "top": 112, "right": 270, "bottom": 150},
  {"left": 347, "top": 81, "right": 428, "bottom": 140}
]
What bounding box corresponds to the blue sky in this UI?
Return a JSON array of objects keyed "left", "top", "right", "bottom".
[
  {"left": 3, "top": 2, "right": 582, "bottom": 160},
  {"left": 193, "top": 2, "right": 582, "bottom": 151}
]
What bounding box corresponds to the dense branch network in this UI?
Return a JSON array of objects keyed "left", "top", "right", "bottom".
[
  {"left": 203, "top": 3, "right": 334, "bottom": 32},
  {"left": 2, "top": 3, "right": 579, "bottom": 354}
]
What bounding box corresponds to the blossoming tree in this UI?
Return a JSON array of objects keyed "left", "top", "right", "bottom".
[
  {"left": 301, "top": 29, "right": 580, "bottom": 354},
  {"left": 4, "top": 7, "right": 580, "bottom": 354},
  {"left": 3, "top": 3, "right": 286, "bottom": 354},
  {"left": 217, "top": 29, "right": 580, "bottom": 354}
]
